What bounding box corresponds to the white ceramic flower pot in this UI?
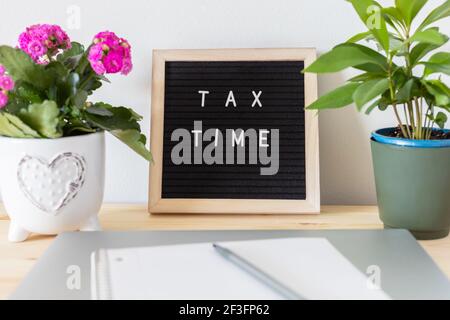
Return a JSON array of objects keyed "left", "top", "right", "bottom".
[{"left": 0, "top": 132, "right": 105, "bottom": 242}]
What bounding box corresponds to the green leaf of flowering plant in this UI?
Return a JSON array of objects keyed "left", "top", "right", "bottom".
[
  {"left": 71, "top": 90, "right": 89, "bottom": 108},
  {"left": 45, "top": 61, "right": 70, "bottom": 79},
  {"left": 83, "top": 102, "right": 152, "bottom": 161},
  {"left": 84, "top": 102, "right": 141, "bottom": 130},
  {"left": 18, "top": 100, "right": 62, "bottom": 138},
  {"left": 110, "top": 129, "right": 152, "bottom": 162},
  {"left": 85, "top": 105, "right": 114, "bottom": 117},
  {"left": 64, "top": 122, "right": 97, "bottom": 136},
  {"left": 57, "top": 42, "right": 85, "bottom": 69},
  {"left": 0, "top": 46, "right": 52, "bottom": 92},
  {"left": 4, "top": 80, "right": 44, "bottom": 115},
  {"left": 0, "top": 112, "right": 41, "bottom": 138},
  {"left": 14, "top": 81, "right": 44, "bottom": 104}
]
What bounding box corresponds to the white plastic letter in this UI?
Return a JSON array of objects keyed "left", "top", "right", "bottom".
[
  {"left": 232, "top": 130, "right": 244, "bottom": 147},
  {"left": 259, "top": 129, "right": 269, "bottom": 147},
  {"left": 191, "top": 130, "right": 202, "bottom": 147},
  {"left": 198, "top": 90, "right": 210, "bottom": 107},
  {"left": 225, "top": 90, "right": 237, "bottom": 107},
  {"left": 252, "top": 91, "right": 263, "bottom": 107}
]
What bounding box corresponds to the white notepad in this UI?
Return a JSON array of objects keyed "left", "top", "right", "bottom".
[{"left": 91, "top": 238, "right": 390, "bottom": 300}]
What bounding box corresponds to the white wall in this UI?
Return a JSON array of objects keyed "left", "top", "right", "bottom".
[{"left": 0, "top": 0, "right": 448, "bottom": 204}]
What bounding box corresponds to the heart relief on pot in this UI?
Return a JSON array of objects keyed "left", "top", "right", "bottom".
[{"left": 17, "top": 152, "right": 86, "bottom": 215}]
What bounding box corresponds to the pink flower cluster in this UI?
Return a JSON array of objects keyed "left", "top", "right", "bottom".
[
  {"left": 0, "top": 64, "right": 14, "bottom": 109},
  {"left": 88, "top": 31, "right": 132, "bottom": 75},
  {"left": 18, "top": 24, "right": 71, "bottom": 64}
]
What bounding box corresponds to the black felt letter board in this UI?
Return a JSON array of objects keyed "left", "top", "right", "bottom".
[{"left": 162, "top": 61, "right": 306, "bottom": 199}]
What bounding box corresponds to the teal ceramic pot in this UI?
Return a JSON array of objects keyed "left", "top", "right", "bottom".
[{"left": 371, "top": 128, "right": 450, "bottom": 240}]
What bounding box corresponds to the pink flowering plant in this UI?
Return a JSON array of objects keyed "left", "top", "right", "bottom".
[{"left": 0, "top": 24, "right": 151, "bottom": 161}]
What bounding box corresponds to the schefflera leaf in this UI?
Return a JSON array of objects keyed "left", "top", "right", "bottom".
[
  {"left": 422, "top": 52, "right": 450, "bottom": 76},
  {"left": 395, "top": 0, "right": 428, "bottom": 26},
  {"left": 418, "top": 0, "right": 450, "bottom": 30},
  {"left": 303, "top": 43, "right": 388, "bottom": 74},
  {"left": 435, "top": 112, "right": 448, "bottom": 129},
  {"left": 410, "top": 28, "right": 448, "bottom": 46},
  {"left": 18, "top": 100, "right": 62, "bottom": 138},
  {"left": 306, "top": 82, "right": 361, "bottom": 110},
  {"left": 423, "top": 80, "right": 450, "bottom": 106},
  {"left": 353, "top": 78, "right": 390, "bottom": 110}
]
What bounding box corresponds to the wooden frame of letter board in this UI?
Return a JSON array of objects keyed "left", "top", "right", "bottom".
[{"left": 149, "top": 48, "right": 319, "bottom": 214}]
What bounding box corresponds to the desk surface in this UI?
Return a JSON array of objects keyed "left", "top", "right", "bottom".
[{"left": 1, "top": 204, "right": 449, "bottom": 299}]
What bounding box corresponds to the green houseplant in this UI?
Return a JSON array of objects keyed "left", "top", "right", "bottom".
[
  {"left": 0, "top": 25, "right": 151, "bottom": 241},
  {"left": 0, "top": 26, "right": 151, "bottom": 161},
  {"left": 304, "top": 0, "right": 450, "bottom": 239}
]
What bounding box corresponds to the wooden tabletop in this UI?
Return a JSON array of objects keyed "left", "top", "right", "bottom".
[{"left": 0, "top": 204, "right": 449, "bottom": 299}]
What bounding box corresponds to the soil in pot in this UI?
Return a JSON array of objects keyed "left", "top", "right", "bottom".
[{"left": 386, "top": 126, "right": 450, "bottom": 140}]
